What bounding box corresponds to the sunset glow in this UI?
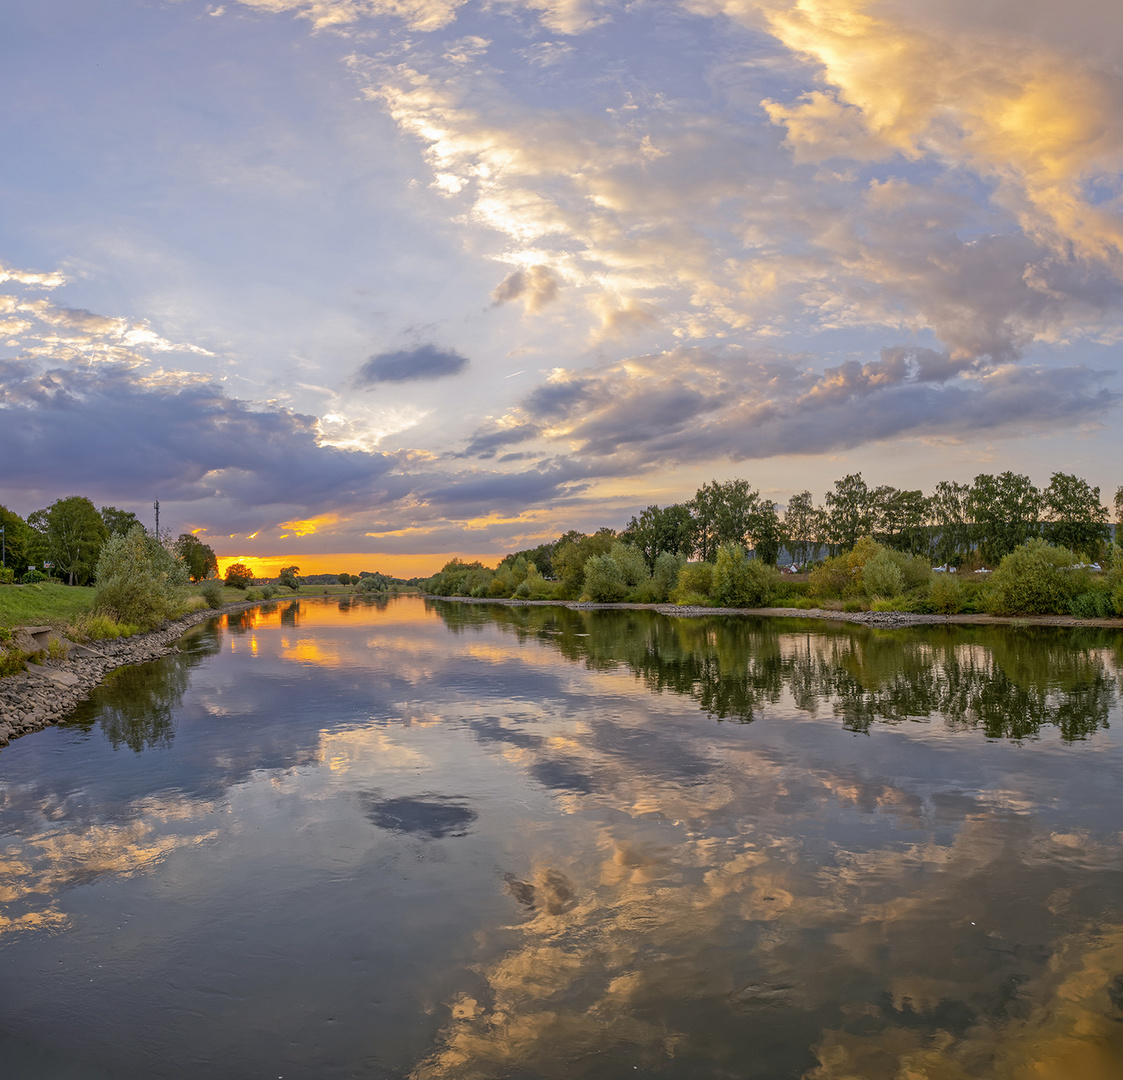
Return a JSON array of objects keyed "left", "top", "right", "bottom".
[{"left": 1, "top": 0, "right": 1120, "bottom": 557}]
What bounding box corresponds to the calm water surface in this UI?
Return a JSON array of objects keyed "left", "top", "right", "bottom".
[{"left": 1, "top": 596, "right": 1122, "bottom": 1079}]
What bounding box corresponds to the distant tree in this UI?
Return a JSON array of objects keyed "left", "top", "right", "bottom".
[
  {"left": 277, "top": 565, "right": 300, "bottom": 590},
  {"left": 338, "top": 572, "right": 352, "bottom": 586},
  {"left": 175, "top": 534, "right": 219, "bottom": 582},
  {"left": 823, "top": 473, "right": 874, "bottom": 555},
  {"left": 690, "top": 479, "right": 761, "bottom": 561},
  {"left": 552, "top": 531, "right": 615, "bottom": 598},
  {"left": 1041, "top": 472, "right": 1109, "bottom": 559},
  {"left": 968, "top": 472, "right": 1041, "bottom": 565},
  {"left": 622, "top": 504, "right": 694, "bottom": 569},
  {"left": 28, "top": 496, "right": 107, "bottom": 585},
  {"left": 100, "top": 505, "right": 144, "bottom": 538},
  {"left": 1114, "top": 485, "right": 1123, "bottom": 526},
  {"left": 930, "top": 480, "right": 971, "bottom": 565},
  {"left": 0, "top": 505, "right": 33, "bottom": 574},
  {"left": 782, "top": 491, "right": 822, "bottom": 567},
  {"left": 874, "top": 487, "right": 931, "bottom": 556},
  {"left": 224, "top": 562, "right": 253, "bottom": 590},
  {"left": 750, "top": 499, "right": 782, "bottom": 565}
]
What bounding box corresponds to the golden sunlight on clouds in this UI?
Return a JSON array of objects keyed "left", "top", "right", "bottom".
[
  {"left": 277, "top": 513, "right": 342, "bottom": 537},
  {"left": 751, "top": 0, "right": 1123, "bottom": 263}
]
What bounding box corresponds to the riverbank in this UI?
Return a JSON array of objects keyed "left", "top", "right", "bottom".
[
  {"left": 426, "top": 593, "right": 1123, "bottom": 629},
  {"left": 0, "top": 602, "right": 255, "bottom": 751}
]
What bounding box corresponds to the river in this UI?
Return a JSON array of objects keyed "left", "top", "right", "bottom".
[{"left": 1, "top": 595, "right": 1121, "bottom": 1078}]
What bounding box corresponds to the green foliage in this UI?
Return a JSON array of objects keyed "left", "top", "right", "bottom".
[
  {"left": 968, "top": 472, "right": 1041, "bottom": 565},
  {"left": 650, "top": 551, "right": 685, "bottom": 602},
  {"left": 100, "top": 505, "right": 144, "bottom": 538},
  {"left": 28, "top": 495, "right": 108, "bottom": 585},
  {"left": 225, "top": 563, "right": 253, "bottom": 590},
  {"left": 0, "top": 504, "right": 34, "bottom": 574},
  {"left": 261, "top": 585, "right": 277, "bottom": 600},
  {"left": 670, "top": 562, "right": 715, "bottom": 605},
  {"left": 622, "top": 504, "right": 695, "bottom": 569},
  {"left": 175, "top": 533, "right": 219, "bottom": 582},
  {"left": 929, "top": 574, "right": 964, "bottom": 614},
  {"left": 22, "top": 568, "right": 47, "bottom": 584},
  {"left": 808, "top": 555, "right": 856, "bottom": 599},
  {"left": 244, "top": 589, "right": 261, "bottom": 601},
  {"left": 712, "top": 544, "right": 780, "bottom": 607},
  {"left": 0, "top": 649, "right": 27, "bottom": 677},
  {"left": 582, "top": 553, "right": 628, "bottom": 602},
  {"left": 1070, "top": 589, "right": 1113, "bottom": 619},
  {"left": 782, "top": 490, "right": 822, "bottom": 568},
  {"left": 1041, "top": 472, "right": 1110, "bottom": 560},
  {"left": 277, "top": 565, "right": 300, "bottom": 590},
  {"left": 94, "top": 525, "right": 188, "bottom": 630},
  {"left": 553, "top": 531, "right": 615, "bottom": 598},
  {"left": 199, "top": 579, "right": 226, "bottom": 608},
  {"left": 338, "top": 573, "right": 351, "bottom": 586},
  {"left": 69, "top": 612, "right": 140, "bottom": 641},
  {"left": 984, "top": 539, "right": 1077, "bottom": 616},
  {"left": 426, "top": 558, "right": 493, "bottom": 597},
  {"left": 823, "top": 473, "right": 873, "bottom": 554},
  {"left": 861, "top": 548, "right": 905, "bottom": 598},
  {"left": 0, "top": 567, "right": 14, "bottom": 584}
]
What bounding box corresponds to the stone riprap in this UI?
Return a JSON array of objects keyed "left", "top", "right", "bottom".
[{"left": 0, "top": 606, "right": 240, "bottom": 751}]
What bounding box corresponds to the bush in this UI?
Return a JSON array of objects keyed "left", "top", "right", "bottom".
[
  {"left": 650, "top": 552, "right": 685, "bottom": 602},
  {"left": 712, "top": 544, "right": 781, "bottom": 607},
  {"left": 245, "top": 589, "right": 261, "bottom": 601},
  {"left": 670, "top": 562, "right": 715, "bottom": 605},
  {"left": 984, "top": 539, "right": 1076, "bottom": 616},
  {"left": 929, "top": 575, "right": 964, "bottom": 614},
  {"left": 0, "top": 567, "right": 14, "bottom": 584},
  {"left": 22, "top": 568, "right": 47, "bottom": 584},
  {"left": 582, "top": 554, "right": 627, "bottom": 602},
  {"left": 261, "top": 585, "right": 277, "bottom": 600},
  {"left": 94, "top": 525, "right": 188, "bottom": 630},
  {"left": 69, "top": 613, "right": 139, "bottom": 641},
  {"left": 199, "top": 579, "right": 225, "bottom": 609},
  {"left": 808, "top": 555, "right": 855, "bottom": 599},
  {"left": 1070, "top": 589, "right": 1114, "bottom": 619},
  {"left": 861, "top": 548, "right": 905, "bottom": 598}
]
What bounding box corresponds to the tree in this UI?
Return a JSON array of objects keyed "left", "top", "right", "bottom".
[
  {"left": 712, "top": 544, "right": 780, "bottom": 607},
  {"left": 1041, "top": 472, "right": 1109, "bottom": 559},
  {"left": 782, "top": 491, "right": 822, "bottom": 568},
  {"left": 175, "top": 534, "right": 219, "bottom": 582},
  {"left": 823, "top": 473, "right": 874, "bottom": 555},
  {"left": 622, "top": 504, "right": 694, "bottom": 569},
  {"left": 27, "top": 496, "right": 107, "bottom": 585},
  {"left": 930, "top": 480, "right": 971, "bottom": 565},
  {"left": 278, "top": 565, "right": 300, "bottom": 590},
  {"left": 225, "top": 562, "right": 253, "bottom": 590},
  {"left": 874, "top": 487, "right": 931, "bottom": 556},
  {"left": 0, "top": 505, "right": 33, "bottom": 575},
  {"left": 100, "top": 505, "right": 144, "bottom": 538},
  {"left": 968, "top": 472, "right": 1041, "bottom": 565},
  {"left": 1114, "top": 485, "right": 1123, "bottom": 527},
  {"left": 689, "top": 479, "right": 760, "bottom": 561},
  {"left": 750, "top": 499, "right": 782, "bottom": 565},
  {"left": 95, "top": 525, "right": 188, "bottom": 629},
  {"left": 553, "top": 531, "right": 615, "bottom": 598}
]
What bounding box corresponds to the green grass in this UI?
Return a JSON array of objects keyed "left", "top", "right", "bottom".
[{"left": 0, "top": 582, "right": 98, "bottom": 629}]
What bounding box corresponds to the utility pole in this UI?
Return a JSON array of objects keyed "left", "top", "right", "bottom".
[{"left": 154, "top": 500, "right": 160, "bottom": 538}]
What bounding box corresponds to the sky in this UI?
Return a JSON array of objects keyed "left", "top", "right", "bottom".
[{"left": 2, "top": 0, "right": 1122, "bottom": 578}]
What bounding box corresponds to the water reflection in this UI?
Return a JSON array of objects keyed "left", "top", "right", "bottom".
[
  {"left": 429, "top": 602, "right": 1122, "bottom": 741},
  {"left": 0, "top": 598, "right": 1120, "bottom": 1079}
]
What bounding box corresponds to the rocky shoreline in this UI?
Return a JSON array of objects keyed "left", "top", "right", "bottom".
[
  {"left": 426, "top": 593, "right": 1123, "bottom": 629},
  {"left": 0, "top": 604, "right": 253, "bottom": 752}
]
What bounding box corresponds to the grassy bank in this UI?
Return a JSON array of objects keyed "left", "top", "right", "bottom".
[{"left": 0, "top": 583, "right": 98, "bottom": 630}]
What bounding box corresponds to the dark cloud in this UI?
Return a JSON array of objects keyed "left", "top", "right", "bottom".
[
  {"left": 354, "top": 344, "right": 468, "bottom": 386},
  {"left": 459, "top": 423, "right": 541, "bottom": 459},
  {"left": 0, "top": 360, "right": 402, "bottom": 513}
]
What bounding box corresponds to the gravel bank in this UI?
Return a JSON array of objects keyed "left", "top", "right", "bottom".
[
  {"left": 0, "top": 605, "right": 251, "bottom": 752},
  {"left": 427, "top": 594, "right": 1123, "bottom": 629}
]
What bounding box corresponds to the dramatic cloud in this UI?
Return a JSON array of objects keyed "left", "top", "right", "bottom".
[{"left": 355, "top": 345, "right": 469, "bottom": 386}]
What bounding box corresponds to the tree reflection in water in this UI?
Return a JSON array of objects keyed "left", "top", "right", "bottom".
[
  {"left": 68, "top": 622, "right": 221, "bottom": 753},
  {"left": 428, "top": 602, "right": 1122, "bottom": 742}
]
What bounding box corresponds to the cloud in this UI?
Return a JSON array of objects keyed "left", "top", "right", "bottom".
[
  {"left": 463, "top": 344, "right": 1120, "bottom": 466},
  {"left": 233, "top": 0, "right": 466, "bottom": 33},
  {"left": 491, "top": 265, "right": 560, "bottom": 314},
  {"left": 354, "top": 344, "right": 469, "bottom": 385}
]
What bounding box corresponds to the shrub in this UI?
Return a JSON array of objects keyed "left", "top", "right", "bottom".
[
  {"left": 1070, "top": 589, "right": 1114, "bottom": 619},
  {"left": 0, "top": 567, "right": 14, "bottom": 584},
  {"left": 225, "top": 563, "right": 253, "bottom": 590},
  {"left": 0, "top": 649, "right": 27, "bottom": 677},
  {"left": 670, "top": 562, "right": 715, "bottom": 605},
  {"left": 929, "top": 575, "right": 964, "bottom": 614},
  {"left": 808, "top": 555, "right": 855, "bottom": 599},
  {"left": 22, "top": 568, "right": 47, "bottom": 584},
  {"left": 610, "top": 543, "right": 650, "bottom": 590},
  {"left": 984, "top": 539, "right": 1076, "bottom": 616},
  {"left": 47, "top": 637, "right": 69, "bottom": 661},
  {"left": 94, "top": 525, "right": 188, "bottom": 630},
  {"left": 69, "top": 613, "right": 139, "bottom": 641},
  {"left": 649, "top": 552, "right": 685, "bottom": 603},
  {"left": 199, "top": 579, "right": 225, "bottom": 609},
  {"left": 244, "top": 589, "right": 261, "bottom": 602},
  {"left": 582, "top": 554, "right": 627, "bottom": 602},
  {"left": 861, "top": 548, "right": 905, "bottom": 598},
  {"left": 261, "top": 585, "right": 277, "bottom": 600},
  {"left": 712, "top": 544, "right": 781, "bottom": 607}
]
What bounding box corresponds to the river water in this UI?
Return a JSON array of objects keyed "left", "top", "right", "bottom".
[{"left": 1, "top": 596, "right": 1121, "bottom": 1079}]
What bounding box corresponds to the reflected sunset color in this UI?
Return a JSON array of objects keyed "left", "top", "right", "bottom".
[{"left": 0, "top": 597, "right": 1121, "bottom": 1078}]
